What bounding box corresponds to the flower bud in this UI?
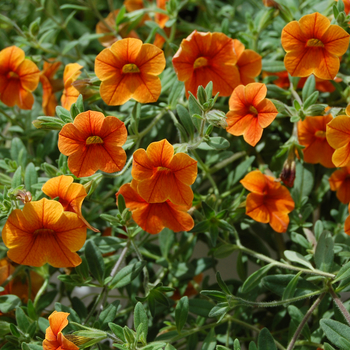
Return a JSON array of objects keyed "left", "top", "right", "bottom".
[
  {"left": 207, "top": 109, "right": 228, "bottom": 128},
  {"left": 16, "top": 190, "right": 32, "bottom": 204},
  {"left": 280, "top": 150, "right": 296, "bottom": 187}
]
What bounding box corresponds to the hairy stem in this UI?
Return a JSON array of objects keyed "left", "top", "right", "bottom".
[{"left": 329, "top": 286, "right": 350, "bottom": 326}]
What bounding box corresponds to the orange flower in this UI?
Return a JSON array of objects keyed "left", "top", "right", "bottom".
[
  {"left": 172, "top": 31, "right": 239, "bottom": 98},
  {"left": 0, "top": 258, "right": 43, "bottom": 303},
  {"left": 241, "top": 170, "right": 295, "bottom": 233},
  {"left": 345, "top": 204, "right": 350, "bottom": 235},
  {"left": 116, "top": 180, "right": 194, "bottom": 234},
  {"left": 95, "top": 38, "right": 166, "bottom": 105},
  {"left": 61, "top": 63, "right": 83, "bottom": 110},
  {"left": 326, "top": 107, "right": 350, "bottom": 167},
  {"left": 40, "top": 60, "right": 62, "bottom": 116},
  {"left": 0, "top": 46, "right": 40, "bottom": 109},
  {"left": 226, "top": 83, "right": 278, "bottom": 147},
  {"left": 281, "top": 12, "right": 349, "bottom": 79},
  {"left": 329, "top": 166, "right": 350, "bottom": 203},
  {"left": 42, "top": 175, "right": 99, "bottom": 232},
  {"left": 96, "top": 10, "right": 139, "bottom": 47},
  {"left": 2, "top": 198, "right": 86, "bottom": 268},
  {"left": 153, "top": 0, "right": 170, "bottom": 49},
  {"left": 58, "top": 110, "right": 127, "bottom": 178},
  {"left": 298, "top": 114, "right": 335, "bottom": 168},
  {"left": 233, "top": 39, "right": 262, "bottom": 86},
  {"left": 171, "top": 274, "right": 203, "bottom": 301},
  {"left": 131, "top": 139, "right": 197, "bottom": 207},
  {"left": 43, "top": 311, "right": 78, "bottom": 350}
]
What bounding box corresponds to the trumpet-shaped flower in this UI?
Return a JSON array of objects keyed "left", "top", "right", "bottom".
[
  {"left": 131, "top": 139, "right": 197, "bottom": 207},
  {"left": 116, "top": 180, "right": 194, "bottom": 234},
  {"left": 172, "top": 31, "right": 239, "bottom": 97},
  {"left": 95, "top": 38, "right": 166, "bottom": 105},
  {"left": 226, "top": 83, "right": 278, "bottom": 146},
  {"left": 281, "top": 12, "right": 349, "bottom": 79},
  {"left": 58, "top": 110, "right": 127, "bottom": 178},
  {"left": 61, "top": 63, "right": 83, "bottom": 110},
  {"left": 0, "top": 46, "right": 40, "bottom": 109},
  {"left": 42, "top": 175, "right": 99, "bottom": 232},
  {"left": 2, "top": 198, "right": 86, "bottom": 268},
  {"left": 241, "top": 170, "right": 295, "bottom": 233},
  {"left": 298, "top": 114, "right": 335, "bottom": 168},
  {"left": 329, "top": 166, "right": 350, "bottom": 203}
]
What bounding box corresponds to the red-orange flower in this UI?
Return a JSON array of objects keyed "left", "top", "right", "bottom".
[
  {"left": 61, "top": 63, "right": 83, "bottom": 110},
  {"left": 116, "top": 180, "right": 194, "bottom": 234},
  {"left": 0, "top": 46, "right": 40, "bottom": 110},
  {"left": 281, "top": 12, "right": 349, "bottom": 79},
  {"left": 172, "top": 31, "right": 239, "bottom": 98},
  {"left": 131, "top": 139, "right": 197, "bottom": 207},
  {"left": 241, "top": 170, "right": 295, "bottom": 233},
  {"left": 298, "top": 114, "right": 335, "bottom": 168},
  {"left": 329, "top": 166, "right": 350, "bottom": 203},
  {"left": 43, "top": 311, "right": 79, "bottom": 350},
  {"left": 42, "top": 175, "right": 99, "bottom": 232},
  {"left": 58, "top": 110, "right": 127, "bottom": 178},
  {"left": 95, "top": 38, "right": 166, "bottom": 105},
  {"left": 226, "top": 83, "right": 278, "bottom": 147},
  {"left": 326, "top": 107, "right": 350, "bottom": 167},
  {"left": 344, "top": 204, "right": 350, "bottom": 235},
  {"left": 2, "top": 198, "right": 86, "bottom": 267},
  {"left": 40, "top": 60, "right": 62, "bottom": 116}
]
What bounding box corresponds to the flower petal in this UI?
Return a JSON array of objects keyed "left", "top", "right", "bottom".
[
  {"left": 298, "top": 12, "right": 330, "bottom": 39},
  {"left": 243, "top": 116, "right": 263, "bottom": 146},
  {"left": 326, "top": 115, "right": 350, "bottom": 149},
  {"left": 281, "top": 21, "right": 307, "bottom": 52},
  {"left": 132, "top": 149, "right": 155, "bottom": 180},
  {"left": 245, "top": 193, "right": 270, "bottom": 223},
  {"left": 313, "top": 50, "right": 340, "bottom": 80},
  {"left": 169, "top": 153, "right": 198, "bottom": 185},
  {"left": 146, "top": 139, "right": 174, "bottom": 167},
  {"left": 240, "top": 170, "right": 268, "bottom": 194},
  {"left": 58, "top": 124, "right": 85, "bottom": 156},
  {"left": 135, "top": 43, "right": 166, "bottom": 75},
  {"left": 321, "top": 24, "right": 350, "bottom": 56},
  {"left": 0, "top": 46, "right": 25, "bottom": 73}
]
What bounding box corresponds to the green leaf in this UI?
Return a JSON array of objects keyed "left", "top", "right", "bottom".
[
  {"left": 242, "top": 264, "right": 275, "bottom": 293},
  {"left": 202, "top": 328, "right": 216, "bottom": 350},
  {"left": 85, "top": 240, "right": 105, "bottom": 285},
  {"left": 216, "top": 271, "right": 231, "bottom": 295},
  {"left": 24, "top": 163, "right": 38, "bottom": 192},
  {"left": 12, "top": 166, "right": 22, "bottom": 188},
  {"left": 284, "top": 250, "right": 314, "bottom": 270},
  {"left": 333, "top": 261, "right": 350, "bottom": 283},
  {"left": 288, "top": 305, "right": 310, "bottom": 340},
  {"left": 257, "top": 328, "right": 277, "bottom": 350},
  {"left": 168, "top": 80, "right": 184, "bottom": 108},
  {"left": 16, "top": 307, "right": 31, "bottom": 333},
  {"left": 158, "top": 228, "right": 174, "bottom": 258},
  {"left": 315, "top": 231, "right": 334, "bottom": 272},
  {"left": 282, "top": 272, "right": 301, "bottom": 304},
  {"left": 134, "top": 302, "right": 148, "bottom": 339},
  {"left": 205, "top": 136, "right": 230, "bottom": 150},
  {"left": 188, "top": 299, "right": 213, "bottom": 317},
  {"left": 99, "top": 301, "right": 120, "bottom": 330},
  {"left": 234, "top": 339, "right": 241, "bottom": 350},
  {"left": 303, "top": 91, "right": 319, "bottom": 110},
  {"left": 56, "top": 106, "right": 73, "bottom": 123},
  {"left": 324, "top": 343, "right": 336, "bottom": 350},
  {"left": 109, "top": 261, "right": 146, "bottom": 289},
  {"left": 176, "top": 105, "right": 194, "bottom": 139},
  {"left": 175, "top": 296, "right": 188, "bottom": 333},
  {"left": 249, "top": 342, "right": 258, "bottom": 350},
  {"left": 109, "top": 323, "right": 126, "bottom": 342},
  {"left": 320, "top": 319, "right": 350, "bottom": 349},
  {"left": 291, "top": 162, "right": 314, "bottom": 206},
  {"left": 117, "top": 194, "right": 126, "bottom": 215},
  {"left": 302, "top": 74, "right": 315, "bottom": 102},
  {"left": 0, "top": 295, "right": 21, "bottom": 313},
  {"left": 231, "top": 156, "right": 255, "bottom": 186},
  {"left": 262, "top": 60, "right": 285, "bottom": 73}
]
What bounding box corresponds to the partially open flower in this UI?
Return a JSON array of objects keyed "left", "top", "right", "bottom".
[
  {"left": 61, "top": 63, "right": 83, "bottom": 110},
  {"left": 329, "top": 166, "right": 350, "bottom": 204}
]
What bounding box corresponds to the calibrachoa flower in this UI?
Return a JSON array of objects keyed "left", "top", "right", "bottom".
[
  {"left": 329, "top": 167, "right": 350, "bottom": 204},
  {"left": 241, "top": 170, "right": 295, "bottom": 233},
  {"left": 172, "top": 31, "right": 239, "bottom": 97},
  {"left": 2, "top": 198, "right": 86, "bottom": 267},
  {"left": 43, "top": 311, "right": 78, "bottom": 350},
  {"left": 40, "top": 60, "right": 62, "bottom": 116},
  {"left": 58, "top": 110, "right": 127, "bottom": 178},
  {"left": 95, "top": 38, "right": 166, "bottom": 105},
  {"left": 42, "top": 175, "right": 99, "bottom": 232},
  {"left": 117, "top": 180, "right": 194, "bottom": 234},
  {"left": 326, "top": 106, "right": 350, "bottom": 167},
  {"left": 281, "top": 12, "right": 349, "bottom": 79},
  {"left": 226, "top": 83, "right": 278, "bottom": 147},
  {"left": 153, "top": 0, "right": 170, "bottom": 49},
  {"left": 0, "top": 46, "right": 40, "bottom": 109},
  {"left": 298, "top": 114, "right": 335, "bottom": 168},
  {"left": 61, "top": 63, "right": 83, "bottom": 110},
  {"left": 131, "top": 139, "right": 198, "bottom": 206},
  {"left": 344, "top": 205, "right": 350, "bottom": 235}
]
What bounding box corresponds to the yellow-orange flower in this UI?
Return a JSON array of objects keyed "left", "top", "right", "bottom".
[
  {"left": 281, "top": 12, "right": 349, "bottom": 79},
  {"left": 2, "top": 198, "right": 86, "bottom": 268},
  {"left": 0, "top": 46, "right": 40, "bottom": 109},
  {"left": 226, "top": 83, "right": 278, "bottom": 147},
  {"left": 241, "top": 170, "right": 295, "bottom": 233},
  {"left": 61, "top": 63, "right": 83, "bottom": 110},
  {"left": 58, "top": 110, "right": 127, "bottom": 178},
  {"left": 42, "top": 175, "right": 99, "bottom": 232},
  {"left": 131, "top": 139, "right": 197, "bottom": 207},
  {"left": 95, "top": 38, "right": 166, "bottom": 105},
  {"left": 172, "top": 31, "right": 239, "bottom": 98},
  {"left": 329, "top": 166, "right": 350, "bottom": 204},
  {"left": 298, "top": 114, "right": 335, "bottom": 168}
]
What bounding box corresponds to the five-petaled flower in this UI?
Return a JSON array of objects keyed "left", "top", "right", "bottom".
[
  {"left": 298, "top": 114, "right": 335, "bottom": 168},
  {"left": 131, "top": 139, "right": 198, "bottom": 207},
  {"left": 226, "top": 83, "right": 278, "bottom": 146},
  {"left": 172, "top": 31, "right": 239, "bottom": 98},
  {"left": 43, "top": 311, "right": 79, "bottom": 350},
  {"left": 329, "top": 166, "right": 350, "bottom": 204},
  {"left": 2, "top": 198, "right": 86, "bottom": 268},
  {"left": 42, "top": 175, "right": 99, "bottom": 232},
  {"left": 281, "top": 12, "right": 349, "bottom": 80},
  {"left": 116, "top": 180, "right": 194, "bottom": 234},
  {"left": 58, "top": 110, "right": 127, "bottom": 178},
  {"left": 61, "top": 63, "right": 83, "bottom": 110},
  {"left": 241, "top": 170, "right": 295, "bottom": 233},
  {"left": 0, "top": 46, "right": 40, "bottom": 110},
  {"left": 95, "top": 38, "right": 166, "bottom": 105}
]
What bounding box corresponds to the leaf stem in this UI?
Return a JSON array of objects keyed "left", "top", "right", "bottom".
[{"left": 329, "top": 285, "right": 350, "bottom": 326}]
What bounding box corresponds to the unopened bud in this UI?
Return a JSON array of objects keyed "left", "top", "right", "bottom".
[
  {"left": 16, "top": 190, "right": 32, "bottom": 204},
  {"left": 207, "top": 109, "right": 228, "bottom": 128},
  {"left": 280, "top": 150, "right": 296, "bottom": 187},
  {"left": 72, "top": 78, "right": 92, "bottom": 94},
  {"left": 197, "top": 86, "right": 207, "bottom": 106}
]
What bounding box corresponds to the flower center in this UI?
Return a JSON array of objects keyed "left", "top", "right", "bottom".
[
  {"left": 157, "top": 166, "right": 169, "bottom": 172},
  {"left": 33, "top": 228, "right": 55, "bottom": 235},
  {"left": 193, "top": 57, "right": 208, "bottom": 69},
  {"left": 315, "top": 130, "right": 326, "bottom": 138},
  {"left": 7, "top": 71, "right": 19, "bottom": 79},
  {"left": 306, "top": 38, "right": 324, "bottom": 47},
  {"left": 249, "top": 105, "right": 258, "bottom": 115},
  {"left": 86, "top": 136, "right": 104, "bottom": 145},
  {"left": 122, "top": 64, "right": 140, "bottom": 74}
]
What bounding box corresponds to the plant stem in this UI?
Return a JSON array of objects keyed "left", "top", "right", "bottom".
[
  {"left": 131, "top": 239, "right": 149, "bottom": 295},
  {"left": 33, "top": 278, "right": 49, "bottom": 309},
  {"left": 329, "top": 286, "right": 350, "bottom": 326},
  {"left": 286, "top": 293, "right": 325, "bottom": 350},
  {"left": 208, "top": 152, "right": 246, "bottom": 174}
]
